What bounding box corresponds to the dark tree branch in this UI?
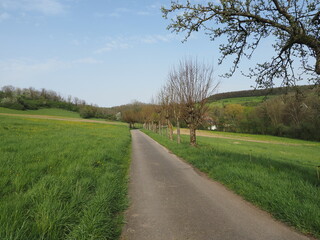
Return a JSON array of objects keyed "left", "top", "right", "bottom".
[{"left": 162, "top": 0, "right": 320, "bottom": 87}]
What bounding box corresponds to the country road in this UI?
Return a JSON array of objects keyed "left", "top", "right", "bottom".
[{"left": 121, "top": 130, "right": 310, "bottom": 240}]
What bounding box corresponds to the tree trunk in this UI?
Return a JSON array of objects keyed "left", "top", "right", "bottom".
[
  {"left": 316, "top": 49, "right": 320, "bottom": 75},
  {"left": 176, "top": 119, "right": 181, "bottom": 144},
  {"left": 168, "top": 119, "right": 173, "bottom": 140},
  {"left": 190, "top": 127, "right": 197, "bottom": 146},
  {"left": 166, "top": 119, "right": 169, "bottom": 138}
]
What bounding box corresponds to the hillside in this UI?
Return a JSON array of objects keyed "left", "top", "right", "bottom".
[
  {"left": 209, "top": 96, "right": 268, "bottom": 107},
  {"left": 0, "top": 86, "right": 118, "bottom": 120},
  {"left": 207, "top": 85, "right": 312, "bottom": 102}
]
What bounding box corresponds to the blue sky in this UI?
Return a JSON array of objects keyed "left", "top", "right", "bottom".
[{"left": 0, "top": 0, "right": 265, "bottom": 107}]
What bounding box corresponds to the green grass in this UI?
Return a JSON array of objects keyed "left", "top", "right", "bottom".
[
  {"left": 0, "top": 107, "right": 81, "bottom": 118},
  {"left": 143, "top": 130, "right": 320, "bottom": 239},
  {"left": 196, "top": 129, "right": 320, "bottom": 145},
  {"left": 209, "top": 96, "right": 269, "bottom": 107},
  {"left": 0, "top": 115, "right": 131, "bottom": 240}
]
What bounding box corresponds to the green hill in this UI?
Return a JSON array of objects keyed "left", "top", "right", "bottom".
[
  {"left": 207, "top": 85, "right": 312, "bottom": 103},
  {"left": 209, "top": 96, "right": 269, "bottom": 107}
]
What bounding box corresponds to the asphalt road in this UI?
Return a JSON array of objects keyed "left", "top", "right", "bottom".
[{"left": 121, "top": 130, "right": 310, "bottom": 240}]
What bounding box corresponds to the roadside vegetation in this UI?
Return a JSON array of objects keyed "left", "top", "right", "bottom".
[
  {"left": 143, "top": 129, "right": 320, "bottom": 238},
  {"left": 0, "top": 115, "right": 131, "bottom": 240}
]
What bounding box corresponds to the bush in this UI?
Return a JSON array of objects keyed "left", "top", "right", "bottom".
[
  {"left": 79, "top": 106, "right": 96, "bottom": 118},
  {"left": 18, "top": 98, "right": 39, "bottom": 110},
  {"left": 0, "top": 97, "right": 25, "bottom": 110}
]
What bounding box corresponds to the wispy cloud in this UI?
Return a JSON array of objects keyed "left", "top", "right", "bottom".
[
  {"left": 95, "top": 34, "right": 178, "bottom": 54},
  {"left": 0, "top": 58, "right": 64, "bottom": 82},
  {"left": 72, "top": 57, "right": 102, "bottom": 64},
  {"left": 95, "top": 37, "right": 131, "bottom": 54},
  {"left": 0, "top": 0, "right": 66, "bottom": 15},
  {"left": 0, "top": 57, "right": 101, "bottom": 81},
  {"left": 105, "top": 3, "right": 162, "bottom": 19},
  {"left": 139, "top": 34, "right": 176, "bottom": 44},
  {"left": 107, "top": 7, "right": 131, "bottom": 18},
  {"left": 0, "top": 12, "right": 10, "bottom": 21},
  {"left": 70, "top": 36, "right": 90, "bottom": 47},
  {"left": 0, "top": 58, "right": 64, "bottom": 73},
  {"left": 136, "top": 11, "right": 151, "bottom": 16}
]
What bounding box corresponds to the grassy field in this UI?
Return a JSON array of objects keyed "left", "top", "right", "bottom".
[
  {"left": 143, "top": 130, "right": 320, "bottom": 239},
  {"left": 209, "top": 96, "right": 269, "bottom": 107},
  {"left": 193, "top": 129, "right": 319, "bottom": 145},
  {"left": 0, "top": 107, "right": 81, "bottom": 118},
  {"left": 0, "top": 115, "right": 131, "bottom": 240}
]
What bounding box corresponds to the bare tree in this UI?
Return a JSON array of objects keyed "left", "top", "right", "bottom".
[
  {"left": 2, "top": 85, "right": 15, "bottom": 98},
  {"left": 158, "top": 85, "right": 174, "bottom": 140},
  {"left": 170, "top": 58, "right": 218, "bottom": 146},
  {"left": 167, "top": 69, "right": 183, "bottom": 143},
  {"left": 122, "top": 101, "right": 143, "bottom": 128},
  {"left": 162, "top": 0, "right": 320, "bottom": 87},
  {"left": 141, "top": 104, "right": 155, "bottom": 130}
]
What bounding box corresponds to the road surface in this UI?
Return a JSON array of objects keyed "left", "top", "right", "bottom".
[{"left": 121, "top": 130, "right": 310, "bottom": 240}]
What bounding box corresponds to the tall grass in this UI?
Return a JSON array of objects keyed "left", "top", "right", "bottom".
[
  {"left": 0, "top": 116, "right": 131, "bottom": 240},
  {"left": 143, "top": 130, "right": 320, "bottom": 239}
]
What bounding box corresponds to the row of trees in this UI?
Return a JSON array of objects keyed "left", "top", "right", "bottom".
[
  {"left": 121, "top": 86, "right": 320, "bottom": 142},
  {"left": 122, "top": 58, "right": 218, "bottom": 146}
]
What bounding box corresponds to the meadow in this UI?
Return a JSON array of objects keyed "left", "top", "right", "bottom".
[
  {"left": 191, "top": 129, "right": 319, "bottom": 146},
  {"left": 0, "top": 107, "right": 81, "bottom": 118},
  {"left": 143, "top": 130, "right": 320, "bottom": 239},
  {"left": 0, "top": 115, "right": 131, "bottom": 240},
  {"left": 208, "top": 95, "right": 268, "bottom": 107}
]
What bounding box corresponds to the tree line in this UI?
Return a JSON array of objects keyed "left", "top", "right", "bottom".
[
  {"left": 210, "top": 89, "right": 320, "bottom": 141},
  {"left": 0, "top": 86, "right": 116, "bottom": 120}
]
